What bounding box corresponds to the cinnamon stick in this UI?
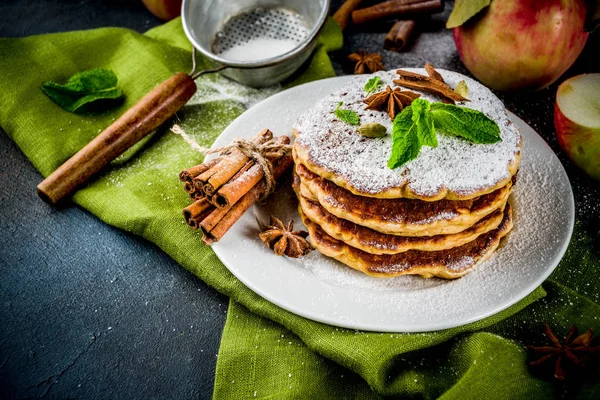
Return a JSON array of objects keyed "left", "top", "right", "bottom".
[
  {"left": 191, "top": 191, "right": 205, "bottom": 201},
  {"left": 394, "top": 69, "right": 469, "bottom": 103},
  {"left": 179, "top": 157, "right": 223, "bottom": 182},
  {"left": 198, "top": 199, "right": 233, "bottom": 233},
  {"left": 207, "top": 160, "right": 254, "bottom": 206},
  {"left": 422, "top": 63, "right": 455, "bottom": 103},
  {"left": 352, "top": 0, "right": 443, "bottom": 25},
  {"left": 201, "top": 129, "right": 273, "bottom": 196},
  {"left": 424, "top": 62, "right": 445, "bottom": 83},
  {"left": 333, "top": 0, "right": 363, "bottom": 30},
  {"left": 192, "top": 176, "right": 205, "bottom": 191},
  {"left": 201, "top": 153, "right": 294, "bottom": 244},
  {"left": 394, "top": 77, "right": 465, "bottom": 103},
  {"left": 188, "top": 206, "right": 216, "bottom": 229},
  {"left": 183, "top": 198, "right": 214, "bottom": 228},
  {"left": 213, "top": 136, "right": 291, "bottom": 208},
  {"left": 203, "top": 151, "right": 248, "bottom": 195},
  {"left": 183, "top": 181, "right": 196, "bottom": 194},
  {"left": 424, "top": 63, "right": 454, "bottom": 104},
  {"left": 384, "top": 20, "right": 416, "bottom": 51},
  {"left": 184, "top": 179, "right": 204, "bottom": 199}
]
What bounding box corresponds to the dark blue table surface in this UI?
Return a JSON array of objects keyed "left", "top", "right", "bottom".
[{"left": 1, "top": 1, "right": 598, "bottom": 398}]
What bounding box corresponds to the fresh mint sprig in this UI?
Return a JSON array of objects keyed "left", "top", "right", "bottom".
[
  {"left": 333, "top": 102, "right": 360, "bottom": 125},
  {"left": 41, "top": 68, "right": 124, "bottom": 113},
  {"left": 364, "top": 76, "right": 383, "bottom": 95},
  {"left": 430, "top": 102, "right": 501, "bottom": 144},
  {"left": 388, "top": 98, "right": 501, "bottom": 169}
]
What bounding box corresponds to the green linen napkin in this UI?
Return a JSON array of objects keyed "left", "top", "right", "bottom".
[{"left": 0, "top": 18, "right": 598, "bottom": 399}]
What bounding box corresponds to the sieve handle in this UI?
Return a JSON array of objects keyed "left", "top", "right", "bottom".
[{"left": 37, "top": 72, "right": 197, "bottom": 205}]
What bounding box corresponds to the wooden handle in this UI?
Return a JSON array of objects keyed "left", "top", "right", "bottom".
[{"left": 37, "top": 72, "right": 197, "bottom": 205}]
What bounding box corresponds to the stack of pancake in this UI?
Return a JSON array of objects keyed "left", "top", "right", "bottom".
[{"left": 291, "top": 69, "right": 521, "bottom": 279}]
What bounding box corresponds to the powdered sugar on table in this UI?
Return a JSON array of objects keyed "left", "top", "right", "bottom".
[{"left": 294, "top": 69, "right": 522, "bottom": 198}]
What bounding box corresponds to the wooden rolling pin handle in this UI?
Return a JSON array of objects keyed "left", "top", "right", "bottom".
[{"left": 37, "top": 72, "right": 197, "bottom": 205}]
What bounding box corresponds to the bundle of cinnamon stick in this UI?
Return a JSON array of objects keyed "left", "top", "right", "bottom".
[{"left": 179, "top": 129, "right": 293, "bottom": 245}]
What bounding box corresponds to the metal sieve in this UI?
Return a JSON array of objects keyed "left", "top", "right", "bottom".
[
  {"left": 182, "top": 0, "right": 330, "bottom": 87},
  {"left": 211, "top": 7, "right": 310, "bottom": 55},
  {"left": 37, "top": 0, "right": 330, "bottom": 204}
]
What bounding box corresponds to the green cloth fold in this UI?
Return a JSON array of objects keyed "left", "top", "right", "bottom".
[
  {"left": 1, "top": 18, "right": 598, "bottom": 399},
  {"left": 215, "top": 223, "right": 600, "bottom": 399}
]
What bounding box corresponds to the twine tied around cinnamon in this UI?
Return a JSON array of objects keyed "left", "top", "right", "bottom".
[{"left": 171, "top": 124, "right": 292, "bottom": 201}]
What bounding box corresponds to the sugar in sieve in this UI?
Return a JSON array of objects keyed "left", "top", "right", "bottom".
[
  {"left": 185, "top": 0, "right": 330, "bottom": 87},
  {"left": 37, "top": 0, "right": 330, "bottom": 204}
]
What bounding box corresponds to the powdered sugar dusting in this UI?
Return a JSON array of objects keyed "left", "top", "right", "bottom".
[
  {"left": 294, "top": 69, "right": 521, "bottom": 197},
  {"left": 191, "top": 74, "right": 280, "bottom": 109}
]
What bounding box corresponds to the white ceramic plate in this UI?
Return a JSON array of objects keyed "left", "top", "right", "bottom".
[{"left": 211, "top": 76, "right": 574, "bottom": 332}]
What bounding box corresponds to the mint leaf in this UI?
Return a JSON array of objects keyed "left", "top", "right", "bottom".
[
  {"left": 388, "top": 99, "right": 438, "bottom": 169},
  {"left": 411, "top": 99, "right": 437, "bottom": 148},
  {"left": 333, "top": 102, "right": 360, "bottom": 125},
  {"left": 430, "top": 103, "right": 501, "bottom": 144},
  {"left": 388, "top": 107, "right": 420, "bottom": 169},
  {"left": 41, "top": 68, "right": 124, "bottom": 113},
  {"left": 364, "top": 76, "right": 383, "bottom": 94}
]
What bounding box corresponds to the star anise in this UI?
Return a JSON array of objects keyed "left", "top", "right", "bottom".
[
  {"left": 259, "top": 216, "right": 313, "bottom": 258},
  {"left": 348, "top": 51, "right": 384, "bottom": 74},
  {"left": 528, "top": 324, "right": 600, "bottom": 380},
  {"left": 363, "top": 85, "right": 420, "bottom": 120}
]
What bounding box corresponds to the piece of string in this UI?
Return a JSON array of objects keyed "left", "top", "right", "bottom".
[{"left": 171, "top": 124, "right": 291, "bottom": 200}]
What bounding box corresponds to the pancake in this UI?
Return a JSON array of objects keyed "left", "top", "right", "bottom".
[
  {"left": 300, "top": 204, "right": 513, "bottom": 279},
  {"left": 296, "top": 190, "right": 506, "bottom": 255},
  {"left": 292, "top": 68, "right": 522, "bottom": 201},
  {"left": 295, "top": 163, "right": 512, "bottom": 237}
]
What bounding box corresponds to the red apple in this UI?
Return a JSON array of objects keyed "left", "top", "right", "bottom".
[
  {"left": 453, "top": 0, "right": 589, "bottom": 91},
  {"left": 555, "top": 74, "right": 600, "bottom": 180},
  {"left": 142, "top": 0, "right": 182, "bottom": 21}
]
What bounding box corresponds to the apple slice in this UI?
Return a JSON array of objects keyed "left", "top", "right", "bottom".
[{"left": 555, "top": 74, "right": 600, "bottom": 181}]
